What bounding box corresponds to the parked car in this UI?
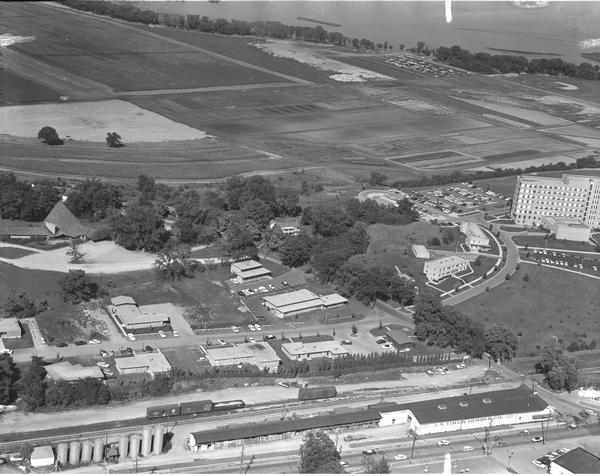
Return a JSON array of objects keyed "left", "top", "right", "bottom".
[
  {"left": 268, "top": 284, "right": 276, "bottom": 290},
  {"left": 145, "top": 345, "right": 153, "bottom": 352},
  {"left": 172, "top": 331, "right": 179, "bottom": 337},
  {"left": 375, "top": 338, "right": 387, "bottom": 345},
  {"left": 237, "top": 291, "right": 245, "bottom": 297},
  {"left": 461, "top": 446, "right": 474, "bottom": 452},
  {"left": 282, "top": 281, "right": 289, "bottom": 287},
  {"left": 57, "top": 342, "right": 68, "bottom": 347},
  {"left": 362, "top": 449, "right": 377, "bottom": 455},
  {"left": 218, "top": 339, "right": 227, "bottom": 346},
  {"left": 75, "top": 340, "right": 87, "bottom": 346},
  {"left": 382, "top": 343, "right": 394, "bottom": 350},
  {"left": 341, "top": 340, "right": 352, "bottom": 345},
  {"left": 532, "top": 459, "right": 546, "bottom": 468},
  {"left": 89, "top": 339, "right": 101, "bottom": 345},
  {"left": 231, "top": 326, "right": 240, "bottom": 333},
  {"left": 100, "top": 350, "right": 108, "bottom": 357},
  {"left": 278, "top": 381, "right": 290, "bottom": 388},
  {"left": 158, "top": 331, "right": 166, "bottom": 338},
  {"left": 17, "top": 465, "right": 29, "bottom": 473},
  {"left": 438, "top": 440, "right": 450, "bottom": 446},
  {"left": 254, "top": 324, "right": 262, "bottom": 331},
  {"left": 9, "top": 456, "right": 23, "bottom": 462},
  {"left": 40, "top": 337, "right": 46, "bottom": 345},
  {"left": 248, "top": 324, "right": 256, "bottom": 332},
  {"left": 127, "top": 333, "right": 136, "bottom": 341},
  {"left": 264, "top": 335, "right": 276, "bottom": 340},
  {"left": 532, "top": 436, "right": 544, "bottom": 443},
  {"left": 394, "top": 454, "right": 407, "bottom": 461},
  {"left": 248, "top": 337, "right": 256, "bottom": 344}
]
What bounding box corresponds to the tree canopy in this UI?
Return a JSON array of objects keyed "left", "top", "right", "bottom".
[
  {"left": 60, "top": 269, "right": 100, "bottom": 303},
  {"left": 484, "top": 326, "right": 518, "bottom": 362},
  {"left": 154, "top": 245, "right": 197, "bottom": 280},
  {"left": 362, "top": 455, "right": 391, "bottom": 474},
  {"left": 0, "top": 172, "right": 60, "bottom": 221},
  {"left": 19, "top": 356, "right": 47, "bottom": 411},
  {"left": 111, "top": 204, "right": 170, "bottom": 252},
  {"left": 66, "top": 179, "right": 122, "bottom": 220},
  {"left": 37, "top": 126, "right": 64, "bottom": 145},
  {"left": 0, "top": 354, "right": 19, "bottom": 405},
  {"left": 535, "top": 345, "right": 578, "bottom": 391},
  {"left": 298, "top": 430, "right": 344, "bottom": 473}
]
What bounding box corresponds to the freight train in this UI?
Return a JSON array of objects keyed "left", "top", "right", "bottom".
[{"left": 146, "top": 399, "right": 245, "bottom": 419}]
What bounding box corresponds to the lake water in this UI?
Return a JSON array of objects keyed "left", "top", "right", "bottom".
[{"left": 142, "top": 1, "right": 600, "bottom": 63}]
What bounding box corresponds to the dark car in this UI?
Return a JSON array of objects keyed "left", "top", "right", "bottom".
[
  {"left": 341, "top": 340, "right": 352, "bottom": 345},
  {"left": 126, "top": 347, "right": 134, "bottom": 354},
  {"left": 56, "top": 342, "right": 68, "bottom": 347},
  {"left": 362, "top": 449, "right": 377, "bottom": 456},
  {"left": 496, "top": 440, "right": 509, "bottom": 447},
  {"left": 237, "top": 291, "right": 245, "bottom": 297},
  {"left": 263, "top": 335, "right": 276, "bottom": 341},
  {"left": 145, "top": 345, "right": 153, "bottom": 352},
  {"left": 74, "top": 340, "right": 87, "bottom": 346}
]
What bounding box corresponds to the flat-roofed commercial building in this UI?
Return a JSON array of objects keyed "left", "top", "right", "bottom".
[
  {"left": 372, "top": 384, "right": 550, "bottom": 435},
  {"left": 204, "top": 343, "right": 280, "bottom": 372},
  {"left": 109, "top": 296, "right": 170, "bottom": 333},
  {"left": 263, "top": 289, "right": 348, "bottom": 319},
  {"left": 282, "top": 341, "right": 349, "bottom": 361},
  {"left": 115, "top": 350, "right": 172, "bottom": 377},
  {"left": 551, "top": 447, "right": 600, "bottom": 474},
  {"left": 541, "top": 216, "right": 591, "bottom": 242},
  {"left": 460, "top": 223, "right": 490, "bottom": 252},
  {"left": 0, "top": 318, "right": 21, "bottom": 339},
  {"left": 44, "top": 361, "right": 104, "bottom": 381},
  {"left": 423, "top": 255, "right": 469, "bottom": 282},
  {"left": 411, "top": 244, "right": 431, "bottom": 259},
  {"left": 512, "top": 174, "right": 600, "bottom": 227},
  {"left": 230, "top": 260, "right": 272, "bottom": 284}
]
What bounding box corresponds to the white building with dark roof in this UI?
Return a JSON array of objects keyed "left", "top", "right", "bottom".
[
  {"left": 282, "top": 341, "right": 349, "bottom": 360},
  {"left": 230, "top": 260, "right": 272, "bottom": 284},
  {"left": 263, "top": 289, "right": 348, "bottom": 319},
  {"left": 204, "top": 343, "right": 280, "bottom": 372},
  {"left": 423, "top": 255, "right": 469, "bottom": 282},
  {"left": 269, "top": 218, "right": 301, "bottom": 236}
]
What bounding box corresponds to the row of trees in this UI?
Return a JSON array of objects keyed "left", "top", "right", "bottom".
[
  {"left": 413, "top": 291, "right": 518, "bottom": 361},
  {"left": 392, "top": 155, "right": 600, "bottom": 190},
  {"left": 435, "top": 45, "right": 600, "bottom": 79},
  {"left": 535, "top": 345, "right": 578, "bottom": 391}
]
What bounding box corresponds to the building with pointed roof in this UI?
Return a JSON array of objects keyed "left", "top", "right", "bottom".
[{"left": 44, "top": 201, "right": 89, "bottom": 238}]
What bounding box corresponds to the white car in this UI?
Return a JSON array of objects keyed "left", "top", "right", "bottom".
[
  {"left": 248, "top": 324, "right": 256, "bottom": 332},
  {"left": 382, "top": 343, "right": 394, "bottom": 350},
  {"left": 461, "top": 446, "right": 474, "bottom": 452},
  {"left": 127, "top": 334, "right": 136, "bottom": 341},
  {"left": 231, "top": 326, "right": 240, "bottom": 333},
  {"left": 532, "top": 436, "right": 544, "bottom": 443},
  {"left": 218, "top": 339, "right": 227, "bottom": 346},
  {"left": 89, "top": 339, "right": 101, "bottom": 345},
  {"left": 394, "top": 454, "right": 407, "bottom": 461},
  {"left": 248, "top": 337, "right": 256, "bottom": 344},
  {"left": 158, "top": 330, "right": 166, "bottom": 338},
  {"left": 96, "top": 362, "right": 110, "bottom": 369},
  {"left": 254, "top": 324, "right": 262, "bottom": 331},
  {"left": 172, "top": 331, "right": 179, "bottom": 337},
  {"left": 40, "top": 337, "right": 46, "bottom": 345},
  {"left": 438, "top": 440, "right": 450, "bottom": 446}
]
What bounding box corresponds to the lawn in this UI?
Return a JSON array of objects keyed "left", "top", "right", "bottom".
[
  {"left": 0, "top": 247, "right": 38, "bottom": 259},
  {"left": 1, "top": 2, "right": 285, "bottom": 91},
  {"left": 3, "top": 322, "right": 34, "bottom": 350},
  {"left": 454, "top": 263, "right": 600, "bottom": 356},
  {"left": 511, "top": 235, "right": 598, "bottom": 252}
]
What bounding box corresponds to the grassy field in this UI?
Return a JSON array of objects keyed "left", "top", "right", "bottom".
[
  {"left": 1, "top": 3, "right": 285, "bottom": 91},
  {"left": 0, "top": 247, "right": 38, "bottom": 259},
  {"left": 455, "top": 263, "right": 600, "bottom": 356},
  {"left": 3, "top": 322, "right": 34, "bottom": 350},
  {"left": 512, "top": 235, "right": 598, "bottom": 252}
]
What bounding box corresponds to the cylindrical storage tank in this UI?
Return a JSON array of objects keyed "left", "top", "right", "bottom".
[
  {"left": 153, "top": 424, "right": 165, "bottom": 456},
  {"left": 119, "top": 434, "right": 129, "bottom": 460},
  {"left": 69, "top": 441, "right": 81, "bottom": 466},
  {"left": 141, "top": 426, "right": 153, "bottom": 457},
  {"left": 57, "top": 443, "right": 69, "bottom": 466},
  {"left": 80, "top": 440, "right": 93, "bottom": 464},
  {"left": 129, "top": 435, "right": 141, "bottom": 459},
  {"left": 92, "top": 438, "right": 105, "bottom": 463}
]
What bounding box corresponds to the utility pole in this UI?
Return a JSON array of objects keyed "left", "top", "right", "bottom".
[
  {"left": 240, "top": 445, "right": 244, "bottom": 473},
  {"left": 409, "top": 433, "right": 418, "bottom": 461}
]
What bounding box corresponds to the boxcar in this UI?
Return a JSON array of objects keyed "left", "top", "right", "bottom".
[
  {"left": 180, "top": 400, "right": 214, "bottom": 416},
  {"left": 212, "top": 400, "right": 245, "bottom": 412},
  {"left": 298, "top": 386, "right": 337, "bottom": 401},
  {"left": 147, "top": 404, "right": 181, "bottom": 419}
]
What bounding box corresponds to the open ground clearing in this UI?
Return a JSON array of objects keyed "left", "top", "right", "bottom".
[
  {"left": 455, "top": 264, "right": 600, "bottom": 356},
  {"left": 0, "top": 100, "right": 208, "bottom": 142},
  {"left": 0, "top": 2, "right": 287, "bottom": 92},
  {"left": 512, "top": 235, "right": 598, "bottom": 253},
  {"left": 0, "top": 68, "right": 59, "bottom": 105},
  {"left": 0, "top": 247, "right": 37, "bottom": 259}
]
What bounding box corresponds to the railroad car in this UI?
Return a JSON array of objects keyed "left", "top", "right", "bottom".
[
  {"left": 212, "top": 400, "right": 246, "bottom": 412},
  {"left": 147, "top": 404, "right": 181, "bottom": 419},
  {"left": 180, "top": 400, "right": 214, "bottom": 416},
  {"left": 298, "top": 386, "right": 337, "bottom": 401}
]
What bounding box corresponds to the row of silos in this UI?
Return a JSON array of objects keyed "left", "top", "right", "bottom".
[{"left": 55, "top": 425, "right": 165, "bottom": 467}]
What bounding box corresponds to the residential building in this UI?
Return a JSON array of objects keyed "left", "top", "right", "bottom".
[
  {"left": 203, "top": 343, "right": 280, "bottom": 372},
  {"left": 269, "top": 218, "right": 301, "bottom": 236},
  {"left": 512, "top": 174, "right": 600, "bottom": 227},
  {"left": 114, "top": 350, "right": 172, "bottom": 377},
  {"left": 411, "top": 244, "right": 431, "bottom": 259},
  {"left": 0, "top": 318, "right": 21, "bottom": 339},
  {"left": 282, "top": 341, "right": 349, "bottom": 361},
  {"left": 423, "top": 255, "right": 469, "bottom": 282},
  {"left": 460, "top": 223, "right": 490, "bottom": 252},
  {"left": 230, "top": 260, "right": 272, "bottom": 284},
  {"left": 373, "top": 384, "right": 550, "bottom": 435},
  {"left": 263, "top": 289, "right": 347, "bottom": 319},
  {"left": 551, "top": 447, "right": 600, "bottom": 474},
  {"left": 44, "top": 201, "right": 89, "bottom": 238},
  {"left": 44, "top": 361, "right": 104, "bottom": 381},
  {"left": 109, "top": 296, "right": 170, "bottom": 333},
  {"left": 541, "top": 216, "right": 591, "bottom": 242}
]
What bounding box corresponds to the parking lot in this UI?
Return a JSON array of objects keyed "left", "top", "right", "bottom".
[
  {"left": 385, "top": 54, "right": 466, "bottom": 78},
  {"left": 524, "top": 249, "right": 600, "bottom": 276},
  {"left": 407, "top": 183, "right": 509, "bottom": 215}
]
